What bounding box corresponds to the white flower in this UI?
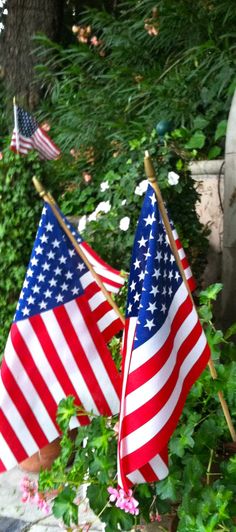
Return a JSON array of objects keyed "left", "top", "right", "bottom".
[
  {"left": 96, "top": 201, "right": 111, "bottom": 214},
  {"left": 88, "top": 210, "right": 98, "bottom": 222},
  {"left": 167, "top": 171, "right": 180, "bottom": 186},
  {"left": 134, "top": 179, "right": 148, "bottom": 196},
  {"left": 119, "top": 216, "right": 130, "bottom": 231},
  {"left": 100, "top": 180, "right": 109, "bottom": 192},
  {"left": 77, "top": 215, "right": 87, "bottom": 233},
  {"left": 121, "top": 199, "right": 127, "bottom": 206}
]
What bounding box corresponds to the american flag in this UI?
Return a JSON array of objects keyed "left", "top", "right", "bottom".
[
  {"left": 10, "top": 105, "right": 61, "bottom": 160},
  {"left": 0, "top": 203, "right": 123, "bottom": 472},
  {"left": 118, "top": 184, "right": 210, "bottom": 490}
]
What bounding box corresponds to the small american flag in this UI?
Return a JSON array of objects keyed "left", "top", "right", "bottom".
[
  {"left": 118, "top": 184, "right": 210, "bottom": 490},
  {"left": 0, "top": 203, "right": 123, "bottom": 472},
  {"left": 10, "top": 105, "right": 61, "bottom": 160}
]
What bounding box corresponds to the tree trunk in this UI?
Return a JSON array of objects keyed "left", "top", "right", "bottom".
[{"left": 0, "top": 0, "right": 64, "bottom": 108}]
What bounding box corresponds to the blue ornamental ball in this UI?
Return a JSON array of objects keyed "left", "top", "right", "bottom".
[{"left": 156, "top": 120, "right": 173, "bottom": 136}]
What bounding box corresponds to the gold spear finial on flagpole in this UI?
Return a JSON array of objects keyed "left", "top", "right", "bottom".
[
  {"left": 144, "top": 150, "right": 236, "bottom": 442},
  {"left": 32, "top": 176, "right": 125, "bottom": 325}
]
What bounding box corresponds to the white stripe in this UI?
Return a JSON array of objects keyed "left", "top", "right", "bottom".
[
  {"left": 80, "top": 271, "right": 93, "bottom": 289},
  {"left": 33, "top": 130, "right": 54, "bottom": 159},
  {"left": 97, "top": 309, "right": 118, "bottom": 332},
  {"left": 178, "top": 248, "right": 185, "bottom": 259},
  {"left": 130, "top": 283, "right": 188, "bottom": 372},
  {"left": 0, "top": 382, "right": 38, "bottom": 456},
  {"left": 184, "top": 266, "right": 191, "bottom": 280},
  {"left": 4, "top": 335, "right": 59, "bottom": 440},
  {"left": 65, "top": 300, "right": 120, "bottom": 414},
  {"left": 121, "top": 330, "right": 207, "bottom": 457},
  {"left": 36, "top": 128, "right": 60, "bottom": 157},
  {"left": 0, "top": 435, "right": 17, "bottom": 470},
  {"left": 172, "top": 229, "right": 178, "bottom": 240},
  {"left": 125, "top": 306, "right": 198, "bottom": 415},
  {"left": 81, "top": 245, "right": 124, "bottom": 285},
  {"left": 41, "top": 309, "right": 99, "bottom": 415},
  {"left": 149, "top": 455, "right": 169, "bottom": 480},
  {"left": 127, "top": 469, "right": 146, "bottom": 484},
  {"left": 16, "top": 319, "right": 66, "bottom": 403},
  {"left": 89, "top": 291, "right": 106, "bottom": 311}
]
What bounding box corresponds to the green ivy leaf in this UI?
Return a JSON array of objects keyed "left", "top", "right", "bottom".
[
  {"left": 56, "top": 395, "right": 77, "bottom": 432},
  {"left": 52, "top": 486, "right": 78, "bottom": 527},
  {"left": 215, "top": 120, "right": 227, "bottom": 141},
  {"left": 199, "top": 283, "right": 223, "bottom": 304},
  {"left": 87, "top": 484, "right": 108, "bottom": 514},
  {"left": 224, "top": 322, "right": 236, "bottom": 340},
  {"left": 207, "top": 146, "right": 221, "bottom": 159},
  {"left": 185, "top": 131, "right": 206, "bottom": 149},
  {"left": 155, "top": 475, "right": 181, "bottom": 502}
]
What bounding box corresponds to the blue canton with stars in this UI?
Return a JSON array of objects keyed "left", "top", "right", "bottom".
[
  {"left": 127, "top": 184, "right": 183, "bottom": 347},
  {"left": 17, "top": 107, "right": 38, "bottom": 137},
  {"left": 15, "top": 203, "right": 87, "bottom": 322}
]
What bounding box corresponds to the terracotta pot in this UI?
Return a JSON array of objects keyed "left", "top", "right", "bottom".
[{"left": 20, "top": 428, "right": 78, "bottom": 473}]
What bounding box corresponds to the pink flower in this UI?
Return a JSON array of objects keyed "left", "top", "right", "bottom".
[
  {"left": 41, "top": 122, "right": 51, "bottom": 132},
  {"left": 91, "top": 36, "right": 102, "bottom": 47},
  {"left": 0, "top": 152, "right": 3, "bottom": 160},
  {"left": 82, "top": 171, "right": 92, "bottom": 183},
  {"left": 20, "top": 475, "right": 51, "bottom": 515},
  {"left": 107, "top": 487, "right": 139, "bottom": 516}
]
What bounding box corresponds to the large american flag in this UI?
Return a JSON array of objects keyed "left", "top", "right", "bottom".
[
  {"left": 10, "top": 106, "right": 61, "bottom": 160},
  {"left": 118, "top": 184, "right": 210, "bottom": 490},
  {"left": 0, "top": 204, "right": 123, "bottom": 472}
]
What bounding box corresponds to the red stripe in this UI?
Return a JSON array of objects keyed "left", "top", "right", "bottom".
[
  {"left": 0, "top": 409, "right": 28, "bottom": 464},
  {"left": 122, "top": 319, "right": 203, "bottom": 436},
  {"left": 11, "top": 324, "right": 59, "bottom": 429},
  {"left": 1, "top": 359, "right": 49, "bottom": 447},
  {"left": 102, "top": 317, "right": 124, "bottom": 343},
  {"left": 30, "top": 312, "right": 90, "bottom": 425},
  {"left": 126, "top": 296, "right": 192, "bottom": 394},
  {"left": 81, "top": 242, "right": 124, "bottom": 278},
  {"left": 75, "top": 297, "right": 121, "bottom": 399},
  {"left": 53, "top": 298, "right": 116, "bottom": 415},
  {"left": 121, "top": 343, "right": 210, "bottom": 474},
  {"left": 0, "top": 460, "right": 6, "bottom": 473}
]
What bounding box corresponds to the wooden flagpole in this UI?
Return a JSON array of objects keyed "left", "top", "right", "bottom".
[
  {"left": 13, "top": 96, "right": 20, "bottom": 155},
  {"left": 144, "top": 150, "right": 236, "bottom": 442},
  {"left": 32, "top": 176, "right": 125, "bottom": 325}
]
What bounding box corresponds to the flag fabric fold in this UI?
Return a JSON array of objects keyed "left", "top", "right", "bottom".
[
  {"left": 118, "top": 184, "right": 210, "bottom": 490},
  {"left": 10, "top": 105, "right": 61, "bottom": 160},
  {"left": 0, "top": 203, "right": 123, "bottom": 473}
]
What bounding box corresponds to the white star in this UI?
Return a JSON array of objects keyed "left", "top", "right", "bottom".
[
  {"left": 133, "top": 292, "right": 141, "bottom": 302},
  {"left": 168, "top": 287, "right": 173, "bottom": 296},
  {"left": 49, "top": 278, "right": 57, "bottom": 287},
  {"left": 144, "top": 249, "right": 151, "bottom": 260},
  {"left": 54, "top": 267, "right": 62, "bottom": 276},
  {"left": 77, "top": 263, "right": 85, "bottom": 272},
  {"left": 31, "top": 256, "right": 38, "bottom": 267},
  {"left": 23, "top": 279, "right": 29, "bottom": 289},
  {"left": 161, "top": 303, "right": 167, "bottom": 314},
  {"left": 162, "top": 286, "right": 167, "bottom": 296},
  {"left": 65, "top": 271, "right": 73, "bottom": 280},
  {"left": 156, "top": 251, "right": 162, "bottom": 262},
  {"left": 32, "top": 284, "right": 40, "bottom": 294},
  {"left": 42, "top": 262, "right": 50, "bottom": 271},
  {"left": 56, "top": 293, "right": 64, "bottom": 303},
  {"left": 26, "top": 268, "right": 34, "bottom": 278},
  {"left": 175, "top": 272, "right": 180, "bottom": 282},
  {"left": 150, "top": 193, "right": 156, "bottom": 206},
  {"left": 150, "top": 285, "right": 159, "bottom": 296},
  {"left": 47, "top": 250, "right": 55, "bottom": 260},
  {"left": 133, "top": 258, "right": 141, "bottom": 270},
  {"left": 72, "top": 286, "right": 80, "bottom": 296},
  {"left": 59, "top": 255, "right": 67, "bottom": 265},
  {"left": 69, "top": 249, "right": 76, "bottom": 257},
  {"left": 127, "top": 303, "right": 132, "bottom": 314},
  {"left": 152, "top": 268, "right": 161, "bottom": 280},
  {"left": 40, "top": 234, "right": 48, "bottom": 244},
  {"left": 39, "top": 300, "right": 47, "bottom": 310},
  {"left": 138, "top": 236, "right": 147, "bottom": 248},
  {"left": 158, "top": 234, "right": 163, "bottom": 244},
  {"left": 138, "top": 270, "right": 145, "bottom": 281},
  {"left": 144, "top": 319, "right": 155, "bottom": 331},
  {"left": 61, "top": 282, "right": 68, "bottom": 291},
  {"left": 164, "top": 269, "right": 167, "bottom": 278},
  {"left": 42, "top": 206, "right": 47, "bottom": 216},
  {"left": 147, "top": 301, "right": 157, "bottom": 314},
  {"left": 22, "top": 306, "right": 30, "bottom": 316},
  {"left": 52, "top": 239, "right": 60, "bottom": 249},
  {"left": 168, "top": 270, "right": 173, "bottom": 280},
  {"left": 130, "top": 280, "right": 136, "bottom": 292},
  {"left": 44, "top": 289, "right": 52, "bottom": 298},
  {"left": 35, "top": 245, "right": 43, "bottom": 255},
  {"left": 27, "top": 295, "right": 35, "bottom": 305},
  {"left": 46, "top": 222, "right": 54, "bottom": 232},
  {"left": 170, "top": 254, "right": 175, "bottom": 264},
  {"left": 37, "top": 273, "right": 45, "bottom": 283},
  {"left": 144, "top": 213, "right": 156, "bottom": 226},
  {"left": 164, "top": 253, "right": 168, "bottom": 263}
]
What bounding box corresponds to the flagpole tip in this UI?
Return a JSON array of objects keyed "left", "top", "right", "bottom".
[
  {"left": 13, "top": 96, "right": 16, "bottom": 105},
  {"left": 144, "top": 151, "right": 156, "bottom": 182},
  {"left": 32, "top": 176, "right": 47, "bottom": 198}
]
